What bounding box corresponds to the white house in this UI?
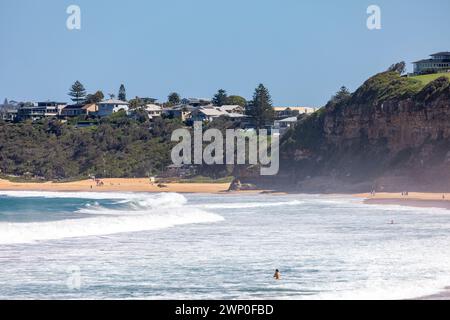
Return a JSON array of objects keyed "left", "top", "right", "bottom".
[
  {"left": 273, "top": 106, "right": 316, "bottom": 119},
  {"left": 145, "top": 104, "right": 162, "bottom": 119},
  {"left": 274, "top": 116, "right": 299, "bottom": 135},
  {"left": 190, "top": 107, "right": 228, "bottom": 122},
  {"left": 413, "top": 52, "right": 450, "bottom": 75},
  {"left": 163, "top": 104, "right": 196, "bottom": 121},
  {"left": 97, "top": 99, "right": 129, "bottom": 117}
]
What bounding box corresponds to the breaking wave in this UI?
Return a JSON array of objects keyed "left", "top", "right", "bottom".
[{"left": 0, "top": 192, "right": 223, "bottom": 245}]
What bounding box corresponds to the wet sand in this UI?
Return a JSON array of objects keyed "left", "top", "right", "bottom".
[{"left": 355, "top": 192, "right": 450, "bottom": 210}]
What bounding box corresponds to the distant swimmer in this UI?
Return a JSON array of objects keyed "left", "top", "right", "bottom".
[
  {"left": 389, "top": 220, "right": 395, "bottom": 225},
  {"left": 273, "top": 269, "right": 281, "bottom": 280}
]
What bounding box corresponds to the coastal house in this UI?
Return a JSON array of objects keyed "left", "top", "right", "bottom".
[
  {"left": 0, "top": 99, "right": 19, "bottom": 121},
  {"left": 189, "top": 107, "right": 228, "bottom": 122},
  {"left": 163, "top": 105, "right": 196, "bottom": 121},
  {"left": 61, "top": 103, "right": 97, "bottom": 117},
  {"left": 413, "top": 52, "right": 450, "bottom": 75},
  {"left": 145, "top": 104, "right": 163, "bottom": 120},
  {"left": 273, "top": 106, "right": 316, "bottom": 119},
  {"left": 96, "top": 99, "right": 129, "bottom": 117},
  {"left": 275, "top": 116, "right": 298, "bottom": 129},
  {"left": 0, "top": 109, "right": 18, "bottom": 121},
  {"left": 273, "top": 116, "right": 301, "bottom": 135},
  {"left": 17, "top": 101, "right": 67, "bottom": 121}
]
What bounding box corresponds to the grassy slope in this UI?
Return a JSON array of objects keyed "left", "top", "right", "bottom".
[{"left": 410, "top": 73, "right": 450, "bottom": 86}]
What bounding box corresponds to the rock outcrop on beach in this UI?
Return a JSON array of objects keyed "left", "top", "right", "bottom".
[{"left": 252, "top": 72, "right": 450, "bottom": 192}]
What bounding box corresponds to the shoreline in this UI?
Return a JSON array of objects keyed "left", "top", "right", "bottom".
[
  {"left": 2, "top": 179, "right": 450, "bottom": 204},
  {"left": 355, "top": 192, "right": 450, "bottom": 210},
  {"left": 0, "top": 178, "right": 234, "bottom": 194}
]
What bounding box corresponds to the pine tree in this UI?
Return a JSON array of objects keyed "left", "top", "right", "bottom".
[
  {"left": 68, "top": 81, "right": 87, "bottom": 105},
  {"left": 168, "top": 92, "right": 181, "bottom": 105},
  {"left": 331, "top": 86, "right": 351, "bottom": 104},
  {"left": 388, "top": 61, "right": 406, "bottom": 74},
  {"left": 118, "top": 84, "right": 127, "bottom": 101},
  {"left": 212, "top": 89, "right": 228, "bottom": 106},
  {"left": 249, "top": 84, "right": 274, "bottom": 128}
]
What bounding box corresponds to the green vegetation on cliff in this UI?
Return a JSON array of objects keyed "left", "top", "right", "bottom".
[
  {"left": 350, "top": 71, "right": 423, "bottom": 106},
  {"left": 410, "top": 72, "right": 450, "bottom": 86},
  {"left": 0, "top": 113, "right": 182, "bottom": 180}
]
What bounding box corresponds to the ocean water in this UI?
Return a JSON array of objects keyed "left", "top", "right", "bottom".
[{"left": 0, "top": 191, "right": 450, "bottom": 300}]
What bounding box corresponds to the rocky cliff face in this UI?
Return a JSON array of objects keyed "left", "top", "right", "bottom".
[
  {"left": 324, "top": 77, "right": 450, "bottom": 153},
  {"left": 256, "top": 72, "right": 450, "bottom": 192}
]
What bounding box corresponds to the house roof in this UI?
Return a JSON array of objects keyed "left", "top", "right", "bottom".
[
  {"left": 197, "top": 108, "right": 227, "bottom": 117},
  {"left": 279, "top": 117, "right": 299, "bottom": 123},
  {"left": 413, "top": 58, "right": 434, "bottom": 64},
  {"left": 145, "top": 104, "right": 162, "bottom": 111},
  {"left": 274, "top": 106, "right": 316, "bottom": 112},
  {"left": 63, "top": 104, "right": 85, "bottom": 110},
  {"left": 413, "top": 58, "right": 450, "bottom": 63},
  {"left": 170, "top": 104, "right": 197, "bottom": 111},
  {"left": 37, "top": 101, "right": 67, "bottom": 106},
  {"left": 98, "top": 99, "right": 129, "bottom": 105},
  {"left": 431, "top": 52, "right": 450, "bottom": 56}
]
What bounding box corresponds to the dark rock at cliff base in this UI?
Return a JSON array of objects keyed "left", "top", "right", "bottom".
[
  {"left": 228, "top": 179, "right": 242, "bottom": 191},
  {"left": 228, "top": 178, "right": 257, "bottom": 191}
]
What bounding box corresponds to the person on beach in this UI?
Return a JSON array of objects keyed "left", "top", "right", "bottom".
[{"left": 273, "top": 269, "right": 281, "bottom": 280}]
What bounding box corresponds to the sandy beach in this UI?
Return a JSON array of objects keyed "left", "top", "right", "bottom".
[
  {"left": 2, "top": 178, "right": 450, "bottom": 205},
  {"left": 0, "top": 178, "right": 232, "bottom": 194},
  {"left": 355, "top": 192, "right": 450, "bottom": 210}
]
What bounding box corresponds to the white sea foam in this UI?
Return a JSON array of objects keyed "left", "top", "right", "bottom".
[
  {"left": 195, "top": 200, "right": 303, "bottom": 210},
  {"left": 0, "top": 190, "right": 146, "bottom": 200},
  {"left": 0, "top": 192, "right": 223, "bottom": 244}
]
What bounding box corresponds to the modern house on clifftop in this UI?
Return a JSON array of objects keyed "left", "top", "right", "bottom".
[{"left": 413, "top": 52, "right": 450, "bottom": 75}]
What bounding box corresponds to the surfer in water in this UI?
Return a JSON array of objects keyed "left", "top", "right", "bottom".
[{"left": 273, "top": 269, "right": 281, "bottom": 280}]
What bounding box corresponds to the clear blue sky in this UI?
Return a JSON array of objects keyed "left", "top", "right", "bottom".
[{"left": 1, "top": 0, "right": 449, "bottom": 106}]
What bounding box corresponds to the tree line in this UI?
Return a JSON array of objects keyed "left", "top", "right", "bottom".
[{"left": 68, "top": 80, "right": 277, "bottom": 128}]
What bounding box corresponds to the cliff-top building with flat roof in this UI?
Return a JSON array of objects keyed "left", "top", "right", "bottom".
[{"left": 413, "top": 52, "right": 450, "bottom": 75}]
